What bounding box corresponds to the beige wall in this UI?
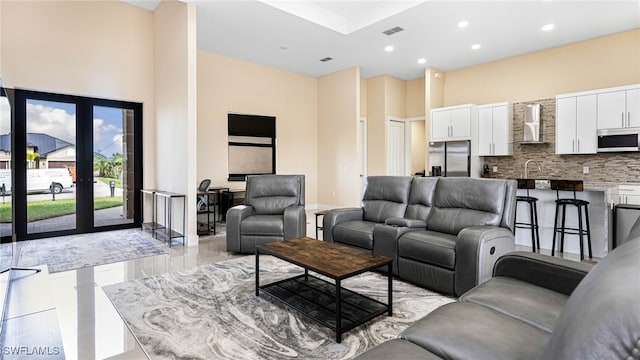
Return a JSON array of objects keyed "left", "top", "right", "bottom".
[
  {"left": 444, "top": 30, "right": 640, "bottom": 106},
  {"left": 366, "top": 76, "right": 386, "bottom": 175},
  {"left": 365, "top": 75, "right": 410, "bottom": 176},
  {"left": 360, "top": 78, "right": 368, "bottom": 118},
  {"left": 406, "top": 77, "right": 425, "bottom": 118},
  {"left": 154, "top": 0, "right": 198, "bottom": 244},
  {"left": 410, "top": 120, "right": 426, "bottom": 175},
  {"left": 424, "top": 67, "right": 445, "bottom": 172},
  {"left": 318, "top": 67, "right": 360, "bottom": 207},
  {"left": 0, "top": 0, "right": 156, "bottom": 188},
  {"left": 197, "top": 51, "right": 319, "bottom": 204},
  {"left": 385, "top": 76, "right": 407, "bottom": 119}
]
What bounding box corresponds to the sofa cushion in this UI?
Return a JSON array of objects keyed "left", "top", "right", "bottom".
[
  {"left": 461, "top": 276, "right": 569, "bottom": 333},
  {"left": 362, "top": 176, "right": 412, "bottom": 222},
  {"left": 245, "top": 175, "right": 304, "bottom": 215},
  {"left": 398, "top": 230, "right": 457, "bottom": 269},
  {"left": 542, "top": 235, "right": 640, "bottom": 359},
  {"left": 355, "top": 339, "right": 442, "bottom": 360},
  {"left": 333, "top": 220, "right": 377, "bottom": 250},
  {"left": 427, "top": 178, "right": 507, "bottom": 235},
  {"left": 398, "top": 257, "right": 455, "bottom": 295},
  {"left": 404, "top": 177, "right": 438, "bottom": 221},
  {"left": 401, "top": 302, "right": 549, "bottom": 360},
  {"left": 240, "top": 215, "right": 284, "bottom": 236}
]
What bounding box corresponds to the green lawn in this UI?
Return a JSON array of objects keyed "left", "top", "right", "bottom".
[
  {"left": 0, "top": 197, "right": 123, "bottom": 223},
  {"left": 97, "top": 177, "right": 123, "bottom": 189}
]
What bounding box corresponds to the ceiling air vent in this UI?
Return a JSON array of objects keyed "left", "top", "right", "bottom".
[
  {"left": 320, "top": 57, "right": 333, "bottom": 62},
  {"left": 382, "top": 26, "right": 404, "bottom": 36}
]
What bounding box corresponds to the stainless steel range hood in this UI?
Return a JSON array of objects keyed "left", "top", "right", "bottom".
[{"left": 522, "top": 104, "right": 542, "bottom": 143}]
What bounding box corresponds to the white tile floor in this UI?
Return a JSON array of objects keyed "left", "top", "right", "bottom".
[
  {"left": 23, "top": 209, "right": 593, "bottom": 359},
  {"left": 43, "top": 211, "right": 323, "bottom": 360}
]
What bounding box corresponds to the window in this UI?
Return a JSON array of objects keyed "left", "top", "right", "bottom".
[{"left": 227, "top": 113, "right": 275, "bottom": 181}]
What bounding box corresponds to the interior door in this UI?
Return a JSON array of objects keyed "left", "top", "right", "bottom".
[{"left": 387, "top": 119, "right": 405, "bottom": 176}]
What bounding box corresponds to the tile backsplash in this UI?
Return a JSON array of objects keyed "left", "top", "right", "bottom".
[{"left": 482, "top": 98, "right": 640, "bottom": 183}]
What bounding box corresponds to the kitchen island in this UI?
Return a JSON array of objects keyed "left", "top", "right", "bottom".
[{"left": 514, "top": 180, "right": 622, "bottom": 259}]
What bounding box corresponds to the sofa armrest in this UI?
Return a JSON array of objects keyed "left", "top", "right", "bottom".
[
  {"left": 322, "top": 208, "right": 363, "bottom": 242},
  {"left": 283, "top": 205, "right": 306, "bottom": 240},
  {"left": 373, "top": 224, "right": 423, "bottom": 275},
  {"left": 455, "top": 226, "right": 515, "bottom": 296},
  {"left": 493, "top": 252, "right": 593, "bottom": 296},
  {"left": 226, "top": 205, "right": 254, "bottom": 253},
  {"left": 385, "top": 218, "right": 426, "bottom": 228}
]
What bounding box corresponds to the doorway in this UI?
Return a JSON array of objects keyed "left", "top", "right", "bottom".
[
  {"left": 11, "top": 89, "right": 142, "bottom": 240},
  {"left": 408, "top": 118, "right": 426, "bottom": 176}
]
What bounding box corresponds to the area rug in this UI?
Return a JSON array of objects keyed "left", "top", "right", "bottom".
[
  {"left": 9, "top": 229, "right": 167, "bottom": 273},
  {"left": 103, "top": 255, "right": 454, "bottom": 359}
]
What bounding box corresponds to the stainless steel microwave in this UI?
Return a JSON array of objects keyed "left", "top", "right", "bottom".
[{"left": 597, "top": 128, "right": 639, "bottom": 152}]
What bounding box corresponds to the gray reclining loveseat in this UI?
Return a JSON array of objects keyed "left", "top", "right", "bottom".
[
  {"left": 323, "top": 176, "right": 517, "bottom": 296},
  {"left": 356, "top": 221, "right": 640, "bottom": 359}
]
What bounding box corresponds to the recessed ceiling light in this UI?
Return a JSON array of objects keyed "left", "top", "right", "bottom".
[
  {"left": 384, "top": 45, "right": 394, "bottom": 52},
  {"left": 542, "top": 24, "right": 555, "bottom": 31},
  {"left": 458, "top": 20, "right": 469, "bottom": 28},
  {"left": 471, "top": 43, "right": 481, "bottom": 50},
  {"left": 417, "top": 58, "right": 427, "bottom": 64}
]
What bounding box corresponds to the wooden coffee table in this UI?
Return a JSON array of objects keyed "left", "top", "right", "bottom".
[{"left": 255, "top": 237, "right": 392, "bottom": 343}]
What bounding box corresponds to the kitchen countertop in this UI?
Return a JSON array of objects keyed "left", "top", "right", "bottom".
[{"left": 510, "top": 179, "right": 640, "bottom": 207}]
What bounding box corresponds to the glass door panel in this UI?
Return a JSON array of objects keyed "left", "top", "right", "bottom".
[
  {"left": 26, "top": 99, "right": 76, "bottom": 234},
  {"left": 0, "top": 91, "right": 10, "bottom": 240},
  {"left": 93, "top": 106, "right": 134, "bottom": 227}
]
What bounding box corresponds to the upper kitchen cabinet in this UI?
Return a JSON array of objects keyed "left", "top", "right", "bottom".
[
  {"left": 556, "top": 94, "right": 597, "bottom": 154},
  {"left": 430, "top": 104, "right": 477, "bottom": 142},
  {"left": 597, "top": 85, "right": 640, "bottom": 130},
  {"left": 478, "top": 102, "right": 512, "bottom": 156}
]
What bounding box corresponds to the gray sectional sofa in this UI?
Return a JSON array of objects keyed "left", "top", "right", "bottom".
[
  {"left": 355, "top": 225, "right": 640, "bottom": 360},
  {"left": 323, "top": 176, "right": 517, "bottom": 296}
]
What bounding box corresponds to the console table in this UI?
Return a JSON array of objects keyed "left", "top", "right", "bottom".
[
  {"left": 140, "top": 189, "right": 160, "bottom": 231},
  {"left": 154, "top": 191, "right": 186, "bottom": 247}
]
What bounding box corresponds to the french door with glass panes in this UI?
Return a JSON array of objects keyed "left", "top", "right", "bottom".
[{"left": 12, "top": 89, "right": 142, "bottom": 240}]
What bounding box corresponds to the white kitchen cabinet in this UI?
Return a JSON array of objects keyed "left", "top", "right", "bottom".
[
  {"left": 478, "top": 102, "right": 512, "bottom": 156},
  {"left": 617, "top": 185, "right": 640, "bottom": 205},
  {"left": 556, "top": 94, "right": 597, "bottom": 154},
  {"left": 430, "top": 104, "right": 476, "bottom": 142},
  {"left": 597, "top": 86, "right": 640, "bottom": 130}
]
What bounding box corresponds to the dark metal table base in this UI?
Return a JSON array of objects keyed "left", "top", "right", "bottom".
[{"left": 256, "top": 252, "right": 392, "bottom": 343}]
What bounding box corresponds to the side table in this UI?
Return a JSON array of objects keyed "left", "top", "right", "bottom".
[{"left": 315, "top": 209, "right": 329, "bottom": 239}]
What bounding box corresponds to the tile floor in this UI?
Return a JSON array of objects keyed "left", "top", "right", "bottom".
[
  {"left": 21, "top": 209, "right": 592, "bottom": 359},
  {"left": 44, "top": 211, "right": 324, "bottom": 360}
]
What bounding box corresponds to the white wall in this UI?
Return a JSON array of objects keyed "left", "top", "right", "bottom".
[{"left": 154, "top": 0, "right": 198, "bottom": 245}]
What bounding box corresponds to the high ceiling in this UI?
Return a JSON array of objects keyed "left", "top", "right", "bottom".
[{"left": 126, "top": 0, "right": 640, "bottom": 80}]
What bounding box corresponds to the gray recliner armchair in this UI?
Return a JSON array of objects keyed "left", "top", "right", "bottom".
[{"left": 226, "top": 175, "right": 306, "bottom": 254}]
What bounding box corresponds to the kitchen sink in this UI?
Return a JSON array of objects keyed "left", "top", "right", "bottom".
[{"left": 534, "top": 179, "right": 550, "bottom": 189}]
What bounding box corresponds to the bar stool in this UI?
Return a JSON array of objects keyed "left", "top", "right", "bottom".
[
  {"left": 551, "top": 179, "right": 592, "bottom": 261},
  {"left": 514, "top": 179, "right": 540, "bottom": 252}
]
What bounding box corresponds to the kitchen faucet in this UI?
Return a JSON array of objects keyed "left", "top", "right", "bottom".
[{"left": 524, "top": 159, "right": 542, "bottom": 179}]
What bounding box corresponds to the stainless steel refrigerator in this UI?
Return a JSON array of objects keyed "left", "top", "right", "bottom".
[{"left": 428, "top": 140, "right": 471, "bottom": 177}]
